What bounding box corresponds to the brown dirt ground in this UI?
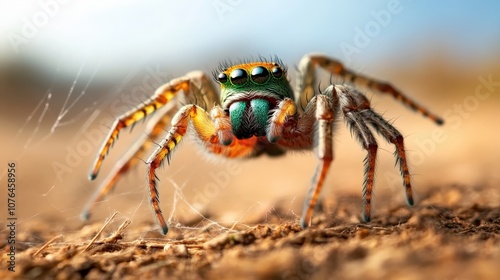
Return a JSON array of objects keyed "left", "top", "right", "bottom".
[{"left": 1, "top": 183, "right": 499, "bottom": 280}]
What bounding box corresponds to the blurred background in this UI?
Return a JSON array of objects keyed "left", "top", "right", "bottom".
[{"left": 0, "top": 0, "right": 499, "bottom": 236}]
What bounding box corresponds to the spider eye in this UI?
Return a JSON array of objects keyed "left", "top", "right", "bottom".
[
  {"left": 271, "top": 66, "right": 283, "bottom": 78},
  {"left": 250, "top": 66, "right": 270, "bottom": 84},
  {"left": 217, "top": 72, "right": 228, "bottom": 83},
  {"left": 230, "top": 68, "right": 248, "bottom": 85}
]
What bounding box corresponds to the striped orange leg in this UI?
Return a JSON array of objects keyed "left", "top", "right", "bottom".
[
  {"left": 336, "top": 86, "right": 381, "bottom": 222},
  {"left": 81, "top": 112, "right": 171, "bottom": 220},
  {"left": 296, "top": 53, "right": 444, "bottom": 125},
  {"left": 361, "top": 109, "right": 413, "bottom": 206},
  {"left": 89, "top": 71, "right": 217, "bottom": 180},
  {"left": 146, "top": 105, "right": 257, "bottom": 235},
  {"left": 300, "top": 92, "right": 338, "bottom": 228},
  {"left": 343, "top": 115, "right": 378, "bottom": 222}
]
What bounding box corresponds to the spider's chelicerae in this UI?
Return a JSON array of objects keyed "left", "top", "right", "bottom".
[{"left": 82, "top": 53, "right": 443, "bottom": 235}]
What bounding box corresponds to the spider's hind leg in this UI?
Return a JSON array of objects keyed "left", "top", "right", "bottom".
[
  {"left": 335, "top": 85, "right": 380, "bottom": 222},
  {"left": 361, "top": 109, "right": 414, "bottom": 206},
  {"left": 336, "top": 85, "right": 414, "bottom": 222},
  {"left": 296, "top": 53, "right": 444, "bottom": 125}
]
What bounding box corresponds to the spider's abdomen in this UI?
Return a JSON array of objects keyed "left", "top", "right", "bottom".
[{"left": 229, "top": 99, "right": 271, "bottom": 139}]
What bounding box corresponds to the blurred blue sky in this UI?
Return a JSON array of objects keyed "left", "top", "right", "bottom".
[{"left": 1, "top": 0, "right": 499, "bottom": 79}]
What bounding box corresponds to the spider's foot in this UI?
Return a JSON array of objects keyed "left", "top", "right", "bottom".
[
  {"left": 406, "top": 197, "right": 415, "bottom": 206},
  {"left": 362, "top": 213, "right": 371, "bottom": 223},
  {"left": 160, "top": 225, "right": 169, "bottom": 235},
  {"left": 299, "top": 218, "right": 309, "bottom": 229},
  {"left": 80, "top": 210, "right": 91, "bottom": 221},
  {"left": 89, "top": 172, "right": 98, "bottom": 181}
]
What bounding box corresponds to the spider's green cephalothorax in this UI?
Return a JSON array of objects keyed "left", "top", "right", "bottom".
[{"left": 215, "top": 61, "right": 294, "bottom": 139}]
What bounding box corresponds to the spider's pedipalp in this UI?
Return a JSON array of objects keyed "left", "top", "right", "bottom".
[
  {"left": 267, "top": 98, "right": 296, "bottom": 143},
  {"left": 212, "top": 106, "right": 233, "bottom": 145}
]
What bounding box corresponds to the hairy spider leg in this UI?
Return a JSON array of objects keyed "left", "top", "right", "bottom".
[
  {"left": 299, "top": 91, "right": 338, "bottom": 228},
  {"left": 266, "top": 87, "right": 339, "bottom": 228},
  {"left": 81, "top": 112, "right": 171, "bottom": 220},
  {"left": 294, "top": 84, "right": 414, "bottom": 226},
  {"left": 361, "top": 109, "right": 413, "bottom": 207},
  {"left": 84, "top": 72, "right": 218, "bottom": 221},
  {"left": 89, "top": 72, "right": 217, "bottom": 180},
  {"left": 327, "top": 85, "right": 412, "bottom": 222},
  {"left": 146, "top": 105, "right": 258, "bottom": 235},
  {"left": 336, "top": 86, "right": 380, "bottom": 222},
  {"left": 297, "top": 54, "right": 444, "bottom": 125}
]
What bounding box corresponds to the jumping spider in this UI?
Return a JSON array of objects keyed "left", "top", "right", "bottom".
[{"left": 82, "top": 53, "right": 443, "bottom": 235}]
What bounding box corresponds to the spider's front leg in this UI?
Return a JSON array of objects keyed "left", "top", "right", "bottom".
[
  {"left": 81, "top": 112, "right": 171, "bottom": 220},
  {"left": 83, "top": 72, "right": 218, "bottom": 220},
  {"left": 299, "top": 88, "right": 339, "bottom": 228},
  {"left": 146, "top": 105, "right": 257, "bottom": 235},
  {"left": 88, "top": 71, "right": 216, "bottom": 180}
]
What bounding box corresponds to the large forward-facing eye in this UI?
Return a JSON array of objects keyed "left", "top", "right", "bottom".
[
  {"left": 217, "top": 72, "right": 228, "bottom": 83},
  {"left": 271, "top": 65, "right": 283, "bottom": 78},
  {"left": 230, "top": 69, "right": 248, "bottom": 85},
  {"left": 250, "top": 66, "right": 270, "bottom": 84}
]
